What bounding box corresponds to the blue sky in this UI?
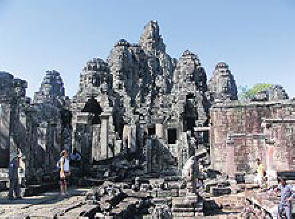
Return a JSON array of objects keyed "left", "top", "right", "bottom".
[{"left": 0, "top": 0, "right": 294, "bottom": 98}]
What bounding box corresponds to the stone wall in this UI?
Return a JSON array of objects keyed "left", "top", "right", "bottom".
[
  {"left": 0, "top": 70, "right": 71, "bottom": 185},
  {"left": 210, "top": 100, "right": 295, "bottom": 176},
  {"left": 264, "top": 118, "right": 295, "bottom": 174},
  {"left": 0, "top": 72, "right": 28, "bottom": 168}
]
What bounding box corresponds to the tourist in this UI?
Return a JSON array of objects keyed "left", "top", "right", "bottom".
[
  {"left": 255, "top": 158, "right": 265, "bottom": 187},
  {"left": 274, "top": 177, "right": 294, "bottom": 219},
  {"left": 59, "top": 149, "right": 70, "bottom": 196},
  {"left": 8, "top": 151, "right": 22, "bottom": 200},
  {"left": 70, "top": 148, "right": 81, "bottom": 167},
  {"left": 17, "top": 148, "right": 25, "bottom": 189}
]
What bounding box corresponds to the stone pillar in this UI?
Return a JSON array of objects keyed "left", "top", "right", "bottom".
[
  {"left": 37, "top": 123, "right": 48, "bottom": 170},
  {"left": 209, "top": 112, "right": 215, "bottom": 170},
  {"left": 0, "top": 103, "right": 11, "bottom": 167},
  {"left": 122, "top": 124, "right": 129, "bottom": 152},
  {"left": 54, "top": 123, "right": 60, "bottom": 153},
  {"left": 156, "top": 123, "right": 164, "bottom": 138},
  {"left": 186, "top": 157, "right": 199, "bottom": 195},
  {"left": 114, "top": 139, "right": 122, "bottom": 155},
  {"left": 225, "top": 137, "right": 236, "bottom": 177},
  {"left": 91, "top": 124, "right": 100, "bottom": 162},
  {"left": 100, "top": 113, "right": 109, "bottom": 160},
  {"left": 138, "top": 121, "right": 146, "bottom": 154},
  {"left": 129, "top": 124, "right": 137, "bottom": 153},
  {"left": 145, "top": 138, "right": 152, "bottom": 173},
  {"left": 9, "top": 136, "right": 18, "bottom": 160},
  {"left": 71, "top": 117, "right": 79, "bottom": 153},
  {"left": 19, "top": 110, "right": 27, "bottom": 182},
  {"left": 82, "top": 130, "right": 91, "bottom": 163},
  {"left": 266, "top": 141, "right": 277, "bottom": 186}
]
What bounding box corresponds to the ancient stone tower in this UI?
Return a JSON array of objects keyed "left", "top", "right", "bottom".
[
  {"left": 70, "top": 21, "right": 220, "bottom": 174},
  {"left": 208, "top": 62, "right": 238, "bottom": 101}
]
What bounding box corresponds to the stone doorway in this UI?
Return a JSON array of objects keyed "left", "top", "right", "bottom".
[{"left": 168, "top": 128, "right": 177, "bottom": 144}]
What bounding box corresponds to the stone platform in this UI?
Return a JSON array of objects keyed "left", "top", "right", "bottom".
[{"left": 0, "top": 187, "right": 90, "bottom": 218}]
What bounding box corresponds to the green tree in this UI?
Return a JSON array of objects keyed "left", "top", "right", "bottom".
[{"left": 238, "top": 83, "right": 273, "bottom": 100}]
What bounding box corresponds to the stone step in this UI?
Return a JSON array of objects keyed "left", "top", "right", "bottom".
[
  {"left": 151, "top": 197, "right": 171, "bottom": 205},
  {"left": 172, "top": 212, "right": 203, "bottom": 217},
  {"left": 172, "top": 207, "right": 196, "bottom": 212},
  {"left": 25, "top": 183, "right": 58, "bottom": 196},
  {"left": 0, "top": 173, "right": 8, "bottom": 178},
  {"left": 0, "top": 168, "right": 8, "bottom": 173}
]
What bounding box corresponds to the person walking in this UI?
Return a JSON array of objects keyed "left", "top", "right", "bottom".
[
  {"left": 59, "top": 149, "right": 70, "bottom": 196},
  {"left": 274, "top": 177, "right": 295, "bottom": 219},
  {"left": 8, "top": 151, "right": 21, "bottom": 200}
]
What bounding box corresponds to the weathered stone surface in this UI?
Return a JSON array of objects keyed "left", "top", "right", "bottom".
[
  {"left": 0, "top": 69, "right": 72, "bottom": 187},
  {"left": 211, "top": 187, "right": 231, "bottom": 196},
  {"left": 68, "top": 20, "right": 211, "bottom": 176},
  {"left": 2, "top": 20, "right": 295, "bottom": 218},
  {"left": 0, "top": 188, "right": 89, "bottom": 218},
  {"left": 34, "top": 70, "right": 67, "bottom": 105},
  {"left": 0, "top": 72, "right": 27, "bottom": 168},
  {"left": 208, "top": 62, "right": 238, "bottom": 101},
  {"left": 210, "top": 100, "right": 295, "bottom": 178}
]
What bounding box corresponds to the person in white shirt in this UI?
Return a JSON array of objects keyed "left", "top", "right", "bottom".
[{"left": 59, "top": 150, "right": 70, "bottom": 196}]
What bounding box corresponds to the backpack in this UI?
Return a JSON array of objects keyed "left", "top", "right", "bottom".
[{"left": 56, "top": 157, "right": 65, "bottom": 169}]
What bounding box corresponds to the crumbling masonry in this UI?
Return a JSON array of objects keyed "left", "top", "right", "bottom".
[{"left": 0, "top": 21, "right": 294, "bottom": 217}]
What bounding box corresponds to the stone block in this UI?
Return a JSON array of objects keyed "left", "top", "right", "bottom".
[
  {"left": 170, "top": 189, "right": 179, "bottom": 197},
  {"left": 157, "top": 191, "right": 171, "bottom": 198},
  {"left": 180, "top": 212, "right": 195, "bottom": 217},
  {"left": 178, "top": 189, "right": 187, "bottom": 197},
  {"left": 211, "top": 187, "right": 231, "bottom": 196},
  {"left": 245, "top": 174, "right": 255, "bottom": 184},
  {"left": 151, "top": 198, "right": 169, "bottom": 205},
  {"left": 205, "top": 180, "right": 218, "bottom": 192}
]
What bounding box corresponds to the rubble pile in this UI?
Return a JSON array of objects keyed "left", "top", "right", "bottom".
[{"left": 84, "top": 176, "right": 204, "bottom": 218}]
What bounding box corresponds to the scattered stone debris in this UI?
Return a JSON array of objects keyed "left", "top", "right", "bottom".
[{"left": 0, "top": 20, "right": 295, "bottom": 218}]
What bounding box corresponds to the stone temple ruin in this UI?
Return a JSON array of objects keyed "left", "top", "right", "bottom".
[{"left": 0, "top": 21, "right": 295, "bottom": 217}]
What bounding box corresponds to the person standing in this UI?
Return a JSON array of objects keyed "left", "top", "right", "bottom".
[
  {"left": 59, "top": 150, "right": 70, "bottom": 196},
  {"left": 255, "top": 158, "right": 265, "bottom": 187},
  {"left": 274, "top": 177, "right": 295, "bottom": 219},
  {"left": 8, "top": 152, "right": 21, "bottom": 200},
  {"left": 70, "top": 148, "right": 81, "bottom": 167},
  {"left": 17, "top": 148, "right": 25, "bottom": 189}
]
